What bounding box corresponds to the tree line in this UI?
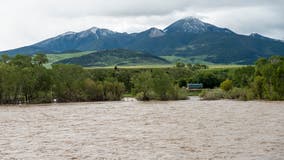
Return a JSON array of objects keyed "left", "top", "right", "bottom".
[
  {"left": 201, "top": 56, "right": 284, "bottom": 100},
  {"left": 0, "top": 54, "right": 126, "bottom": 104},
  {"left": 1, "top": 53, "right": 283, "bottom": 104},
  {"left": 0, "top": 54, "right": 204, "bottom": 104}
]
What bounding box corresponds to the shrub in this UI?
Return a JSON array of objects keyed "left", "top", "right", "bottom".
[
  {"left": 220, "top": 79, "right": 233, "bottom": 91},
  {"left": 83, "top": 79, "right": 104, "bottom": 101},
  {"left": 31, "top": 91, "right": 53, "bottom": 104},
  {"left": 200, "top": 88, "right": 255, "bottom": 101},
  {"left": 245, "top": 88, "right": 255, "bottom": 101},
  {"left": 199, "top": 89, "right": 225, "bottom": 100},
  {"left": 103, "top": 81, "right": 125, "bottom": 101},
  {"left": 205, "top": 87, "right": 256, "bottom": 101},
  {"left": 226, "top": 88, "right": 250, "bottom": 100},
  {"left": 168, "top": 85, "right": 188, "bottom": 100},
  {"left": 135, "top": 91, "right": 156, "bottom": 101}
]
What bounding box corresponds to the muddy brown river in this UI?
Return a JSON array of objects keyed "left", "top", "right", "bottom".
[{"left": 0, "top": 98, "right": 283, "bottom": 160}]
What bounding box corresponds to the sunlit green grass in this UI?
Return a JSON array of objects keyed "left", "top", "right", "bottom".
[
  {"left": 208, "top": 64, "right": 248, "bottom": 69},
  {"left": 45, "top": 51, "right": 94, "bottom": 68},
  {"left": 85, "top": 64, "right": 174, "bottom": 69},
  {"left": 45, "top": 51, "right": 248, "bottom": 70}
]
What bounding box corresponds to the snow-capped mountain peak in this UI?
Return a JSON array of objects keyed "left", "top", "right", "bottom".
[
  {"left": 59, "top": 31, "right": 76, "bottom": 37},
  {"left": 78, "top": 27, "right": 100, "bottom": 38},
  {"left": 164, "top": 16, "right": 232, "bottom": 34},
  {"left": 164, "top": 17, "right": 210, "bottom": 33},
  {"left": 181, "top": 16, "right": 204, "bottom": 24},
  {"left": 80, "top": 27, "right": 116, "bottom": 37},
  {"left": 89, "top": 27, "right": 99, "bottom": 34},
  {"left": 148, "top": 27, "right": 165, "bottom": 38}
]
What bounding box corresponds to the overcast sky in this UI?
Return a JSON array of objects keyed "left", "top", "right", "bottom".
[{"left": 0, "top": 0, "right": 283, "bottom": 50}]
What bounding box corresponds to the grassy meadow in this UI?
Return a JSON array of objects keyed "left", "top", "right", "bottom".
[
  {"left": 44, "top": 50, "right": 246, "bottom": 70},
  {"left": 45, "top": 51, "right": 94, "bottom": 68}
]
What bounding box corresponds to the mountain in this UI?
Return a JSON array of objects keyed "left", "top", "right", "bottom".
[
  {"left": 1, "top": 17, "right": 284, "bottom": 64},
  {"left": 34, "top": 27, "right": 133, "bottom": 52},
  {"left": 55, "top": 49, "right": 170, "bottom": 67},
  {"left": 164, "top": 17, "right": 233, "bottom": 33}
]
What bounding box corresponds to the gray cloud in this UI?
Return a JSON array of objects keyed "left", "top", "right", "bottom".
[
  {"left": 40, "top": 0, "right": 284, "bottom": 17},
  {"left": 0, "top": 0, "right": 283, "bottom": 50}
]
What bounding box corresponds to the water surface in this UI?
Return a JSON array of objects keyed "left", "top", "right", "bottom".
[{"left": 0, "top": 99, "right": 283, "bottom": 159}]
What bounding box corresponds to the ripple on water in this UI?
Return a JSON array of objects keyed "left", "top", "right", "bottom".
[{"left": 0, "top": 99, "right": 283, "bottom": 160}]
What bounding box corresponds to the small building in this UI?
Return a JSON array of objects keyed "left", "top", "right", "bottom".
[{"left": 188, "top": 83, "right": 203, "bottom": 90}]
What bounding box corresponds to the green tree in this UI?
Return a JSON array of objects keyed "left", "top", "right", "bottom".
[
  {"left": 192, "top": 71, "right": 220, "bottom": 88},
  {"left": 20, "top": 67, "right": 37, "bottom": 103},
  {"left": 52, "top": 64, "right": 86, "bottom": 102},
  {"left": 1, "top": 54, "right": 10, "bottom": 64},
  {"left": 176, "top": 62, "right": 185, "bottom": 68},
  {"left": 178, "top": 79, "right": 187, "bottom": 88},
  {"left": 187, "top": 63, "right": 193, "bottom": 70},
  {"left": 192, "top": 64, "right": 208, "bottom": 70},
  {"left": 9, "top": 55, "right": 33, "bottom": 67},
  {"left": 152, "top": 71, "right": 174, "bottom": 100},
  {"left": 0, "top": 64, "right": 21, "bottom": 103},
  {"left": 131, "top": 71, "right": 154, "bottom": 100},
  {"left": 230, "top": 66, "right": 255, "bottom": 87},
  {"left": 33, "top": 53, "right": 48, "bottom": 66},
  {"left": 252, "top": 76, "right": 265, "bottom": 99},
  {"left": 103, "top": 80, "right": 125, "bottom": 101},
  {"left": 254, "top": 56, "right": 284, "bottom": 100},
  {"left": 83, "top": 78, "right": 104, "bottom": 101}
]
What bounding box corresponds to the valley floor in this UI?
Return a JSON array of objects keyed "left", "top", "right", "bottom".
[{"left": 0, "top": 98, "right": 283, "bottom": 160}]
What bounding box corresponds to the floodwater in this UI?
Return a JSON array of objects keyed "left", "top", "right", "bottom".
[{"left": 0, "top": 97, "right": 283, "bottom": 160}]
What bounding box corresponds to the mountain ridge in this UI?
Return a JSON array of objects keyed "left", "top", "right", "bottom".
[{"left": 1, "top": 17, "right": 284, "bottom": 64}]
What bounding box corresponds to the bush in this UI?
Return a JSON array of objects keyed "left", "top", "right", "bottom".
[
  {"left": 31, "top": 91, "right": 53, "bottom": 104},
  {"left": 245, "top": 88, "right": 256, "bottom": 101},
  {"left": 171, "top": 86, "right": 188, "bottom": 100},
  {"left": 220, "top": 79, "right": 233, "bottom": 91},
  {"left": 83, "top": 79, "right": 104, "bottom": 101},
  {"left": 103, "top": 81, "right": 125, "bottom": 101},
  {"left": 225, "top": 88, "right": 244, "bottom": 99},
  {"left": 135, "top": 91, "right": 156, "bottom": 101},
  {"left": 199, "top": 89, "right": 225, "bottom": 100},
  {"left": 226, "top": 88, "right": 254, "bottom": 100},
  {"left": 201, "top": 87, "right": 256, "bottom": 101}
]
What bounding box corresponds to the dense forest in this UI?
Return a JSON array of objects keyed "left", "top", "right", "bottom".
[{"left": 0, "top": 54, "right": 283, "bottom": 104}]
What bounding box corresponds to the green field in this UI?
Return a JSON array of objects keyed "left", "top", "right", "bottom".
[
  {"left": 208, "top": 64, "right": 248, "bottom": 69},
  {"left": 44, "top": 50, "right": 247, "bottom": 69},
  {"left": 161, "top": 55, "right": 215, "bottom": 65},
  {"left": 85, "top": 64, "right": 174, "bottom": 69},
  {"left": 85, "top": 64, "right": 246, "bottom": 69},
  {"left": 45, "top": 51, "right": 94, "bottom": 68}
]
